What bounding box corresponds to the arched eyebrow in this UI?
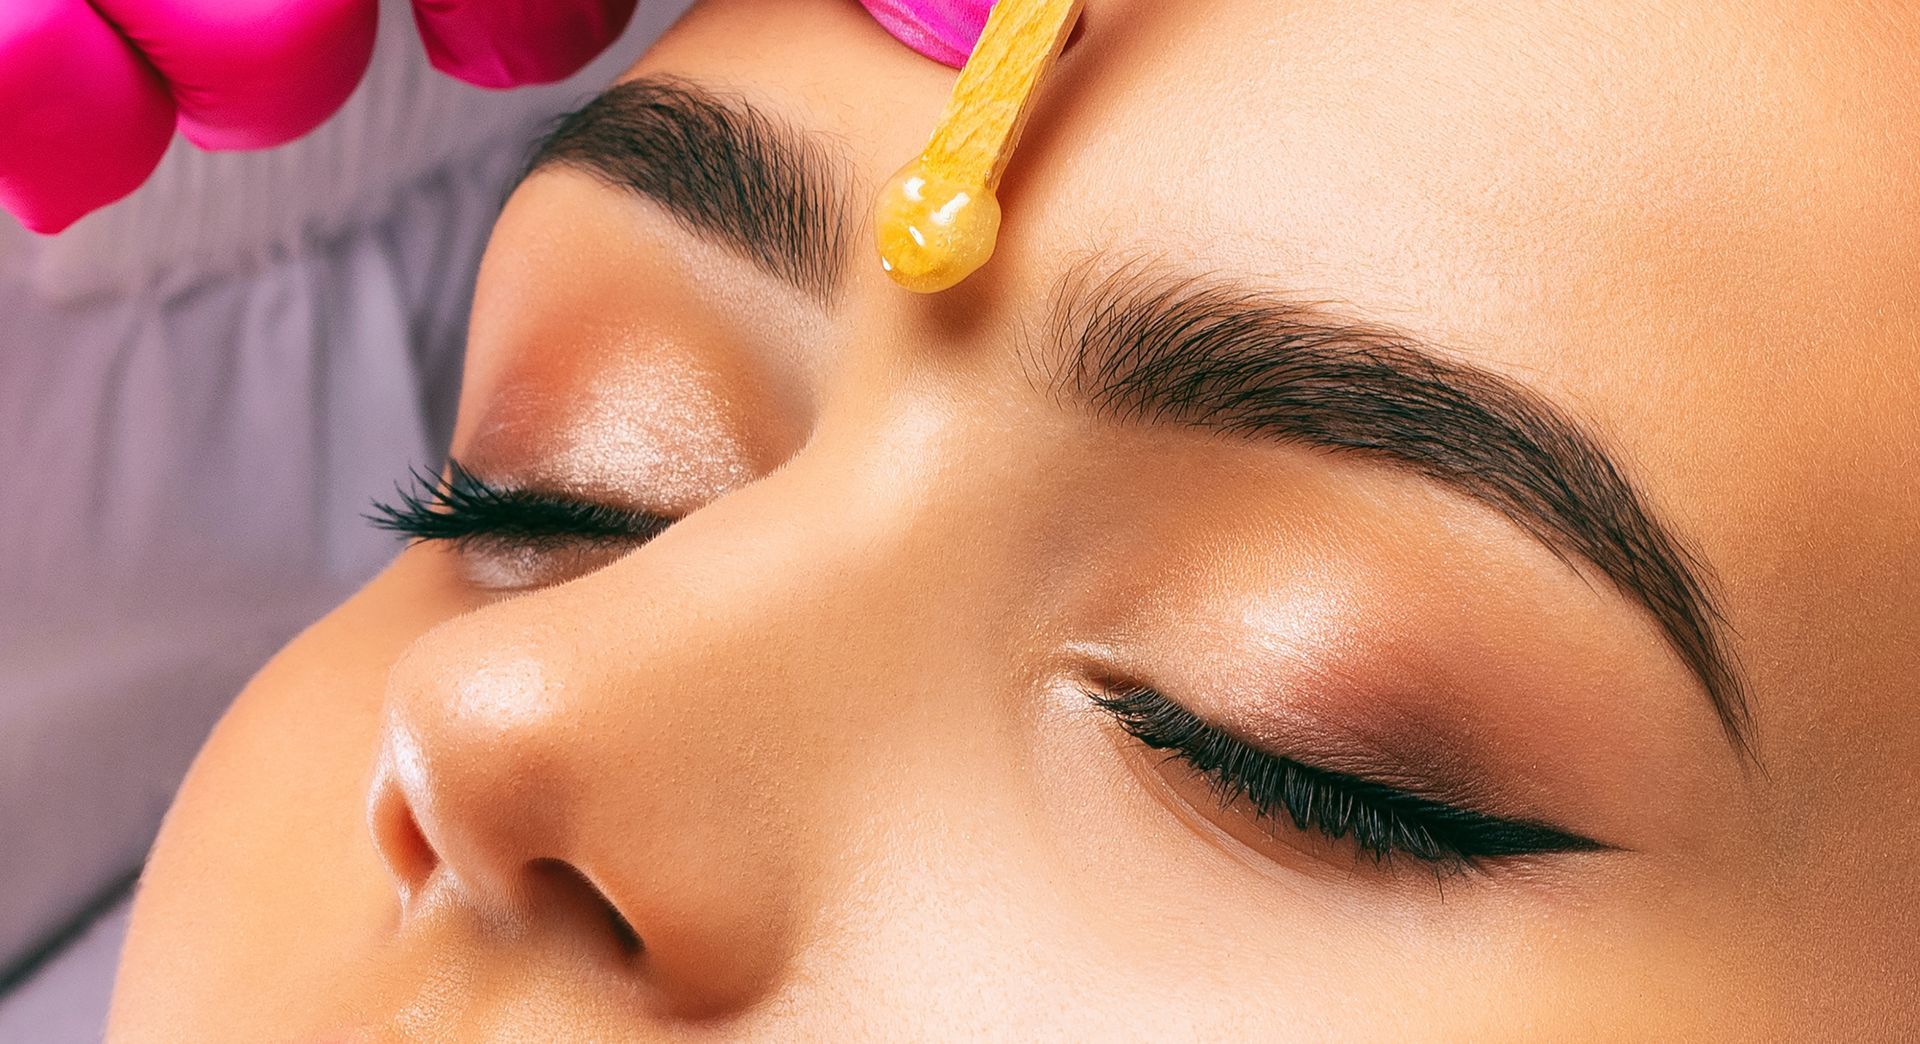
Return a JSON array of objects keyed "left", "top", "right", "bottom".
[
  {"left": 520, "top": 77, "right": 850, "bottom": 300},
  {"left": 1048, "top": 261, "right": 1755, "bottom": 760}
]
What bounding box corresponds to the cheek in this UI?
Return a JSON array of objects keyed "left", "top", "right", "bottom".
[{"left": 111, "top": 556, "right": 462, "bottom": 1032}]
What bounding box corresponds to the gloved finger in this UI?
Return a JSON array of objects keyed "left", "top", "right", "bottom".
[
  {"left": 410, "top": 0, "right": 638, "bottom": 90},
  {"left": 0, "top": 0, "right": 177, "bottom": 233},
  {"left": 90, "top": 0, "right": 377, "bottom": 151},
  {"left": 857, "top": 0, "right": 992, "bottom": 68}
]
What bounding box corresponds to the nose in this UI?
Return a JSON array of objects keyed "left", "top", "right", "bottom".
[
  {"left": 359, "top": 419, "right": 1019, "bottom": 1019},
  {"left": 367, "top": 628, "right": 660, "bottom": 964},
  {"left": 365, "top": 553, "right": 821, "bottom": 1015}
]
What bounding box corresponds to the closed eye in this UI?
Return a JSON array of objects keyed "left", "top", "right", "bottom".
[
  {"left": 368, "top": 460, "right": 673, "bottom": 589},
  {"left": 1089, "top": 685, "right": 1610, "bottom": 878}
]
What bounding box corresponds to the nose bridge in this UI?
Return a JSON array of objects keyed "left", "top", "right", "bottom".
[{"left": 370, "top": 440, "right": 1000, "bottom": 1009}]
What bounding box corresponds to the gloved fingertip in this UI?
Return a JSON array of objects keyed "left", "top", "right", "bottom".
[
  {"left": 415, "top": 14, "right": 511, "bottom": 90},
  {"left": 857, "top": 0, "right": 993, "bottom": 69},
  {"left": 94, "top": 0, "right": 378, "bottom": 152},
  {"left": 0, "top": 0, "right": 177, "bottom": 233},
  {"left": 412, "top": 0, "right": 638, "bottom": 90}
]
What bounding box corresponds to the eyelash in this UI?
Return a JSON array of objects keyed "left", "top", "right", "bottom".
[
  {"left": 367, "top": 460, "right": 672, "bottom": 548},
  {"left": 1088, "top": 685, "right": 1604, "bottom": 877}
]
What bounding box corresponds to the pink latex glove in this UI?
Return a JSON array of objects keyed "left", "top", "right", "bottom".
[
  {"left": 413, "top": 0, "right": 638, "bottom": 90},
  {"left": 0, "top": 1, "right": 181, "bottom": 236},
  {"left": 0, "top": 0, "right": 636, "bottom": 234},
  {"left": 857, "top": 0, "right": 993, "bottom": 69}
]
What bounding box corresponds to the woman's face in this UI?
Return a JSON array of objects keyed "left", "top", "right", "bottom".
[{"left": 112, "top": 1, "right": 1918, "bottom": 1037}]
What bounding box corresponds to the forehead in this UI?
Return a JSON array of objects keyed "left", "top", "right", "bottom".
[
  {"left": 645, "top": 1, "right": 1920, "bottom": 430},
  {"left": 602, "top": 1, "right": 1918, "bottom": 749}
]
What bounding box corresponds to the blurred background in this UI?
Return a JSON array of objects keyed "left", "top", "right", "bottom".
[{"left": 0, "top": 2, "right": 692, "bottom": 1038}]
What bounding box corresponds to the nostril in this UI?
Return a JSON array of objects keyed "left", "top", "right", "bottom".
[
  {"left": 369, "top": 776, "right": 438, "bottom": 905},
  {"left": 606, "top": 899, "right": 643, "bottom": 958},
  {"left": 530, "top": 859, "right": 643, "bottom": 960},
  {"left": 607, "top": 899, "right": 643, "bottom": 958}
]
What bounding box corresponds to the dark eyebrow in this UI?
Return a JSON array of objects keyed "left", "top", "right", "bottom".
[
  {"left": 521, "top": 77, "right": 850, "bottom": 299},
  {"left": 1050, "top": 262, "right": 1753, "bottom": 759}
]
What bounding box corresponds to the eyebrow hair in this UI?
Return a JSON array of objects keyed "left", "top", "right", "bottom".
[
  {"left": 523, "top": 77, "right": 850, "bottom": 299},
  {"left": 1050, "top": 262, "right": 1753, "bottom": 758}
]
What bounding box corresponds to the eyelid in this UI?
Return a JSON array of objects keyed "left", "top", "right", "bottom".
[
  {"left": 367, "top": 460, "right": 675, "bottom": 590},
  {"left": 1087, "top": 683, "right": 1608, "bottom": 875},
  {"left": 368, "top": 460, "right": 674, "bottom": 544}
]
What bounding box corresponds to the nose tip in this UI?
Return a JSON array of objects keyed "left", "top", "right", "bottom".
[
  {"left": 368, "top": 721, "right": 642, "bottom": 964},
  {"left": 365, "top": 695, "right": 564, "bottom": 918},
  {"left": 368, "top": 634, "right": 578, "bottom": 908},
  {"left": 364, "top": 591, "right": 808, "bottom": 1014},
  {"left": 364, "top": 630, "right": 660, "bottom": 981},
  {"left": 365, "top": 631, "right": 568, "bottom": 920}
]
